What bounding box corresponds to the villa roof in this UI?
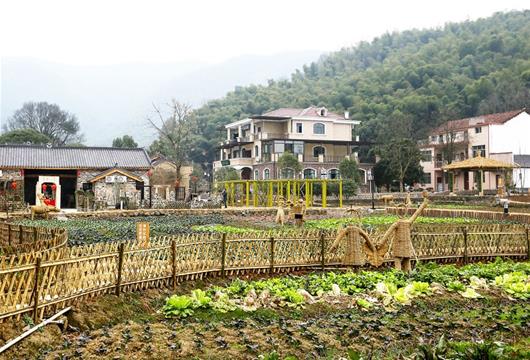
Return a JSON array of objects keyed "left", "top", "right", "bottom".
[
  {"left": 255, "top": 107, "right": 347, "bottom": 120},
  {"left": 0, "top": 145, "right": 152, "bottom": 170},
  {"left": 430, "top": 109, "right": 527, "bottom": 134}
]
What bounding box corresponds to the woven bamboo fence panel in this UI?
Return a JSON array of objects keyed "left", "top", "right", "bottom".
[
  {"left": 0, "top": 224, "right": 528, "bottom": 322},
  {"left": 0, "top": 223, "right": 67, "bottom": 256},
  {"left": 386, "top": 207, "right": 530, "bottom": 223}
]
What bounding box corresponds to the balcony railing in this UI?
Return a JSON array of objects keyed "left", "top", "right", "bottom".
[
  {"left": 419, "top": 132, "right": 469, "bottom": 147},
  {"left": 258, "top": 133, "right": 289, "bottom": 140}
]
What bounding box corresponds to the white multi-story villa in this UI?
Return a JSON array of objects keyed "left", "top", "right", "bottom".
[
  {"left": 419, "top": 109, "right": 530, "bottom": 192},
  {"left": 213, "top": 107, "right": 373, "bottom": 185}
]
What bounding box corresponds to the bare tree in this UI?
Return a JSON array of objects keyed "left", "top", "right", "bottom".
[
  {"left": 147, "top": 100, "right": 198, "bottom": 179},
  {"left": 5, "top": 102, "right": 83, "bottom": 146}
]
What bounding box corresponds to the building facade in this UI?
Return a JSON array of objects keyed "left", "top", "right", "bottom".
[
  {"left": 0, "top": 145, "right": 152, "bottom": 209},
  {"left": 418, "top": 109, "right": 530, "bottom": 192},
  {"left": 213, "top": 107, "right": 373, "bottom": 185}
]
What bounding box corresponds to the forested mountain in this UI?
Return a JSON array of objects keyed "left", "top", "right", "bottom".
[{"left": 192, "top": 10, "right": 530, "bottom": 165}]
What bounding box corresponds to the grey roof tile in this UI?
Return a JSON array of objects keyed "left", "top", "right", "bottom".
[{"left": 0, "top": 145, "right": 152, "bottom": 169}]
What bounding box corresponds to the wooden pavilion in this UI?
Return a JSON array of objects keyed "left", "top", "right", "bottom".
[{"left": 442, "top": 155, "right": 518, "bottom": 195}]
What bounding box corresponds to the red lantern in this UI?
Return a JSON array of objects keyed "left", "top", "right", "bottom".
[
  {"left": 42, "top": 184, "right": 47, "bottom": 192},
  {"left": 51, "top": 184, "right": 57, "bottom": 191},
  {"left": 10, "top": 181, "right": 17, "bottom": 190}
]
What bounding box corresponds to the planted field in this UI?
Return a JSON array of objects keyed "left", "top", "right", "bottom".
[
  {"left": 3, "top": 260, "right": 528, "bottom": 359},
  {"left": 15, "top": 214, "right": 227, "bottom": 245},
  {"left": 14, "top": 213, "right": 512, "bottom": 243}
]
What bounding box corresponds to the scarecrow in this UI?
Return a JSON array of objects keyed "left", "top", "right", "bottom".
[
  {"left": 275, "top": 196, "right": 286, "bottom": 225},
  {"left": 380, "top": 193, "right": 429, "bottom": 272},
  {"left": 329, "top": 206, "right": 388, "bottom": 269},
  {"left": 291, "top": 198, "right": 306, "bottom": 227}
]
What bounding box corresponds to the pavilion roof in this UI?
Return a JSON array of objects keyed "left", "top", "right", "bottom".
[{"left": 442, "top": 156, "right": 519, "bottom": 171}]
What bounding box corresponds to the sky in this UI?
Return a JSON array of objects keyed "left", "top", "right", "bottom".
[{"left": 0, "top": 0, "right": 528, "bottom": 66}]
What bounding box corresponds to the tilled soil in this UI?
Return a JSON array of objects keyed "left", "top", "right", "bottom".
[{"left": 1, "top": 287, "right": 528, "bottom": 359}]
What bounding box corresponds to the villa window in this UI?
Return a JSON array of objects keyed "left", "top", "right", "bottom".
[
  {"left": 303, "top": 168, "right": 316, "bottom": 179},
  {"left": 420, "top": 150, "right": 432, "bottom": 162},
  {"left": 472, "top": 145, "right": 486, "bottom": 157},
  {"left": 296, "top": 123, "right": 303, "bottom": 133},
  {"left": 263, "top": 169, "right": 270, "bottom": 180},
  {"left": 254, "top": 170, "right": 259, "bottom": 180},
  {"left": 254, "top": 145, "right": 259, "bottom": 157},
  {"left": 313, "top": 123, "right": 325, "bottom": 135},
  {"left": 313, "top": 146, "right": 325, "bottom": 158},
  {"left": 475, "top": 127, "right": 482, "bottom": 134},
  {"left": 328, "top": 169, "right": 340, "bottom": 179}
]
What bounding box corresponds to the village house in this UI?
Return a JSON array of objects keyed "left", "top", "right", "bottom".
[
  {"left": 0, "top": 145, "right": 152, "bottom": 209},
  {"left": 213, "top": 107, "right": 372, "bottom": 186},
  {"left": 418, "top": 109, "right": 530, "bottom": 192},
  {"left": 150, "top": 155, "right": 194, "bottom": 203}
]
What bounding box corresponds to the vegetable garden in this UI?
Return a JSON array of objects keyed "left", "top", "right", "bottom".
[{"left": 1, "top": 208, "right": 529, "bottom": 359}]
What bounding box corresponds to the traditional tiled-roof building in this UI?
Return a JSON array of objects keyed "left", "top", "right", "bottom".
[{"left": 0, "top": 145, "right": 152, "bottom": 209}]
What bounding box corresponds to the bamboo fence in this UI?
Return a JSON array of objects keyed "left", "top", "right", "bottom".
[
  {"left": 386, "top": 206, "right": 530, "bottom": 223},
  {"left": 0, "top": 223, "right": 67, "bottom": 256},
  {"left": 0, "top": 225, "right": 528, "bottom": 323}
]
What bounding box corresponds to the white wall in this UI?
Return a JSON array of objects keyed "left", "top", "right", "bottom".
[
  {"left": 489, "top": 112, "right": 530, "bottom": 154},
  {"left": 513, "top": 168, "right": 530, "bottom": 189}
]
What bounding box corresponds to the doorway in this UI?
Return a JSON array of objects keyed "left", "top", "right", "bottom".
[{"left": 24, "top": 169, "right": 78, "bottom": 208}]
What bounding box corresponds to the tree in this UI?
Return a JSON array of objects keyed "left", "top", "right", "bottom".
[
  {"left": 214, "top": 166, "right": 239, "bottom": 182},
  {"left": 339, "top": 157, "right": 361, "bottom": 197},
  {"left": 5, "top": 102, "right": 83, "bottom": 145},
  {"left": 147, "top": 100, "right": 198, "bottom": 180},
  {"left": 277, "top": 152, "right": 301, "bottom": 178},
  {"left": 0, "top": 129, "right": 51, "bottom": 145},
  {"left": 112, "top": 135, "right": 138, "bottom": 148},
  {"left": 380, "top": 139, "right": 423, "bottom": 192}
]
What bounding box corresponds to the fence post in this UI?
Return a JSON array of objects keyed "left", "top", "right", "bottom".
[
  {"left": 320, "top": 232, "right": 325, "bottom": 271},
  {"left": 269, "top": 237, "right": 275, "bottom": 273},
  {"left": 171, "top": 239, "right": 177, "bottom": 290},
  {"left": 115, "top": 243, "right": 125, "bottom": 296},
  {"left": 221, "top": 233, "right": 227, "bottom": 277},
  {"left": 33, "top": 227, "right": 38, "bottom": 244},
  {"left": 19, "top": 225, "right": 23, "bottom": 244},
  {"left": 7, "top": 224, "right": 11, "bottom": 246},
  {"left": 462, "top": 228, "right": 468, "bottom": 264},
  {"left": 32, "top": 257, "right": 42, "bottom": 323},
  {"left": 526, "top": 227, "right": 530, "bottom": 260}
]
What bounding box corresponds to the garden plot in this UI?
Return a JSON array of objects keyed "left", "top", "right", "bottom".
[{"left": 2, "top": 260, "right": 528, "bottom": 359}]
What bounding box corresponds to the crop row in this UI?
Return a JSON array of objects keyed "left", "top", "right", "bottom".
[{"left": 162, "top": 259, "right": 529, "bottom": 318}]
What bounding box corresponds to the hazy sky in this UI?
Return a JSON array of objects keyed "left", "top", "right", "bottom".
[{"left": 0, "top": 0, "right": 528, "bottom": 65}]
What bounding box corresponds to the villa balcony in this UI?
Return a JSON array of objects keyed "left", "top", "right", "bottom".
[
  {"left": 213, "top": 157, "right": 254, "bottom": 170},
  {"left": 418, "top": 132, "right": 469, "bottom": 147}
]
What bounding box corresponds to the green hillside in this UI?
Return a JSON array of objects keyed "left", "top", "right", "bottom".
[{"left": 192, "top": 10, "right": 530, "bottom": 164}]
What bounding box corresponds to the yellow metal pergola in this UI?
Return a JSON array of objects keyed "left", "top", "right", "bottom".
[{"left": 217, "top": 179, "right": 343, "bottom": 208}]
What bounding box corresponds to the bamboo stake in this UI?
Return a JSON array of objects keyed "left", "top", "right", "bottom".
[
  {"left": 269, "top": 237, "right": 275, "bottom": 274},
  {"left": 0, "top": 307, "right": 71, "bottom": 355},
  {"left": 526, "top": 227, "right": 530, "bottom": 260},
  {"left": 171, "top": 239, "right": 177, "bottom": 290},
  {"left": 115, "top": 243, "right": 125, "bottom": 296},
  {"left": 320, "top": 233, "right": 325, "bottom": 271},
  {"left": 32, "top": 257, "right": 42, "bottom": 323},
  {"left": 462, "top": 228, "right": 468, "bottom": 264},
  {"left": 221, "top": 233, "right": 227, "bottom": 277}
]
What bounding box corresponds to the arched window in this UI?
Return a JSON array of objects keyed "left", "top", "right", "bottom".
[
  {"left": 263, "top": 169, "right": 270, "bottom": 180},
  {"left": 328, "top": 169, "right": 340, "bottom": 179},
  {"left": 254, "top": 170, "right": 259, "bottom": 180},
  {"left": 280, "top": 168, "right": 295, "bottom": 179},
  {"left": 313, "top": 123, "right": 325, "bottom": 134},
  {"left": 303, "top": 168, "right": 316, "bottom": 179},
  {"left": 255, "top": 145, "right": 259, "bottom": 157},
  {"left": 313, "top": 146, "right": 325, "bottom": 158}
]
